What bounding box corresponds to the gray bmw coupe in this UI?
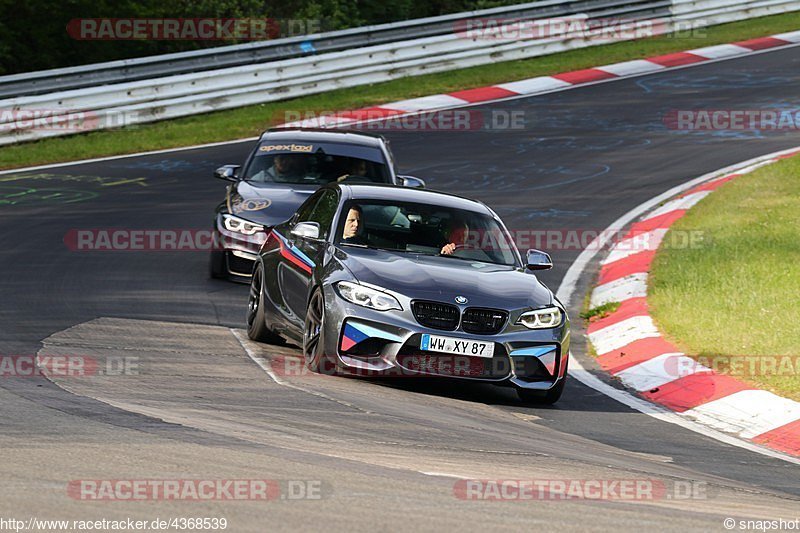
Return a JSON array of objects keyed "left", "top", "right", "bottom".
[{"left": 246, "top": 183, "right": 569, "bottom": 404}]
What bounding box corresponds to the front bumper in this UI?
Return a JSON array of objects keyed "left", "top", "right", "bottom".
[
  {"left": 321, "top": 286, "right": 570, "bottom": 391},
  {"left": 212, "top": 222, "right": 266, "bottom": 279}
]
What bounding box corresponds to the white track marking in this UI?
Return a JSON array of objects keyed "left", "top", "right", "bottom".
[
  {"left": 558, "top": 147, "right": 800, "bottom": 464},
  {"left": 640, "top": 191, "right": 711, "bottom": 221},
  {"left": 773, "top": 30, "right": 800, "bottom": 42},
  {"left": 496, "top": 76, "right": 571, "bottom": 94},
  {"left": 589, "top": 273, "right": 648, "bottom": 308},
  {"left": 688, "top": 44, "right": 751, "bottom": 59},
  {"left": 596, "top": 60, "right": 665, "bottom": 77},
  {"left": 379, "top": 94, "right": 469, "bottom": 112}
]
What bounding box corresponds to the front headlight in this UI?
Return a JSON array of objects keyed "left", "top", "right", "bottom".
[
  {"left": 336, "top": 281, "right": 402, "bottom": 312},
  {"left": 222, "top": 214, "right": 264, "bottom": 236},
  {"left": 518, "top": 306, "right": 563, "bottom": 329}
]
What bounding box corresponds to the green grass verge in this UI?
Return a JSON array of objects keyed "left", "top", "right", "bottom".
[
  {"left": 2, "top": 12, "right": 799, "bottom": 170},
  {"left": 649, "top": 154, "right": 800, "bottom": 401}
]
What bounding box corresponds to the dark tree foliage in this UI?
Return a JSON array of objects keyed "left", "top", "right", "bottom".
[{"left": 0, "top": 0, "right": 520, "bottom": 75}]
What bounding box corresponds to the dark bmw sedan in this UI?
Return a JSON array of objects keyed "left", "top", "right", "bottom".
[
  {"left": 246, "top": 183, "right": 570, "bottom": 404},
  {"left": 210, "top": 127, "right": 424, "bottom": 280}
]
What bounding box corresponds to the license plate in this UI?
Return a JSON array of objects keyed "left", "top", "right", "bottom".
[{"left": 420, "top": 334, "right": 494, "bottom": 358}]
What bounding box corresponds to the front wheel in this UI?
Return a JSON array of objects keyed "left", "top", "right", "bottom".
[
  {"left": 303, "top": 288, "right": 330, "bottom": 373},
  {"left": 246, "top": 265, "right": 283, "bottom": 344}
]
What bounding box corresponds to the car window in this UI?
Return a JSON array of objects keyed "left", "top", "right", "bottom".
[
  {"left": 303, "top": 190, "right": 339, "bottom": 239},
  {"left": 335, "top": 199, "right": 520, "bottom": 267},
  {"left": 243, "top": 141, "right": 391, "bottom": 185},
  {"left": 295, "top": 192, "right": 323, "bottom": 224}
]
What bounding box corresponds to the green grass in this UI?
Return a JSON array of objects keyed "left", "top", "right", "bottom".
[
  {"left": 649, "top": 155, "right": 800, "bottom": 401},
  {"left": 581, "top": 301, "right": 621, "bottom": 321},
  {"left": 2, "top": 12, "right": 800, "bottom": 170}
]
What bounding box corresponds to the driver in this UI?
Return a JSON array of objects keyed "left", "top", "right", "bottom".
[
  {"left": 336, "top": 158, "right": 369, "bottom": 182},
  {"left": 440, "top": 217, "right": 470, "bottom": 255},
  {"left": 341, "top": 205, "right": 367, "bottom": 245},
  {"left": 265, "top": 154, "right": 306, "bottom": 182}
]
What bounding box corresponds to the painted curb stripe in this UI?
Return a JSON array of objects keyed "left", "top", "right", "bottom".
[
  {"left": 689, "top": 43, "right": 751, "bottom": 59},
  {"left": 448, "top": 86, "right": 517, "bottom": 103},
  {"left": 595, "top": 59, "right": 666, "bottom": 77},
  {"left": 753, "top": 419, "right": 800, "bottom": 455},
  {"left": 584, "top": 149, "right": 800, "bottom": 456},
  {"left": 588, "top": 315, "right": 660, "bottom": 356},
  {"left": 597, "top": 336, "right": 683, "bottom": 375},
  {"left": 586, "top": 297, "right": 648, "bottom": 334},
  {"left": 625, "top": 211, "right": 687, "bottom": 236},
  {"left": 495, "top": 76, "right": 571, "bottom": 95},
  {"left": 589, "top": 272, "right": 648, "bottom": 308},
  {"left": 601, "top": 228, "right": 667, "bottom": 266},
  {"left": 682, "top": 390, "right": 800, "bottom": 439},
  {"left": 734, "top": 36, "right": 792, "bottom": 50},
  {"left": 614, "top": 353, "right": 709, "bottom": 392},
  {"left": 597, "top": 250, "right": 655, "bottom": 286},
  {"left": 552, "top": 68, "right": 618, "bottom": 84},
  {"left": 640, "top": 191, "right": 711, "bottom": 222},
  {"left": 642, "top": 373, "right": 753, "bottom": 413},
  {"left": 379, "top": 94, "right": 469, "bottom": 112},
  {"left": 646, "top": 52, "right": 706, "bottom": 67}
]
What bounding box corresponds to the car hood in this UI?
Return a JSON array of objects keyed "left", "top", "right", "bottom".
[
  {"left": 336, "top": 247, "right": 553, "bottom": 310},
  {"left": 227, "top": 181, "right": 316, "bottom": 227}
]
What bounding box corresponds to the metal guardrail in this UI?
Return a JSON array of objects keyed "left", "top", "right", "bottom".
[
  {"left": 0, "top": 0, "right": 796, "bottom": 146},
  {"left": 0, "top": 0, "right": 660, "bottom": 98}
]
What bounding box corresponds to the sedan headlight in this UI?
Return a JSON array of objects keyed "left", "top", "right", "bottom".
[
  {"left": 518, "top": 306, "right": 563, "bottom": 329},
  {"left": 336, "top": 281, "right": 402, "bottom": 312},
  {"left": 222, "top": 214, "right": 264, "bottom": 236}
]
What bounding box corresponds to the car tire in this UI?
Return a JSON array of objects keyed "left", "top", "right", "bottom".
[
  {"left": 209, "top": 250, "right": 226, "bottom": 279},
  {"left": 246, "top": 264, "right": 284, "bottom": 344},
  {"left": 516, "top": 360, "right": 568, "bottom": 405},
  {"left": 303, "top": 288, "right": 330, "bottom": 374}
]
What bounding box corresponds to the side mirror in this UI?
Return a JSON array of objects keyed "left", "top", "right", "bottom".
[
  {"left": 214, "top": 165, "right": 241, "bottom": 182},
  {"left": 526, "top": 249, "right": 553, "bottom": 270},
  {"left": 291, "top": 221, "right": 320, "bottom": 240},
  {"left": 398, "top": 175, "right": 426, "bottom": 188}
]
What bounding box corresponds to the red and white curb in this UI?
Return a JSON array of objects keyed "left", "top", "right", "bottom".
[
  {"left": 283, "top": 30, "right": 800, "bottom": 128},
  {"left": 586, "top": 148, "right": 800, "bottom": 458}
]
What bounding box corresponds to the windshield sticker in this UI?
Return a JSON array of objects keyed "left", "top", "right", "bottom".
[{"left": 259, "top": 144, "right": 314, "bottom": 153}]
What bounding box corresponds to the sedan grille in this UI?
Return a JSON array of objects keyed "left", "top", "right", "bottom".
[
  {"left": 462, "top": 308, "right": 508, "bottom": 335},
  {"left": 412, "top": 301, "right": 459, "bottom": 331}
]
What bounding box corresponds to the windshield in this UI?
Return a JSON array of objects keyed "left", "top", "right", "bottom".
[
  {"left": 335, "top": 200, "right": 519, "bottom": 267},
  {"left": 244, "top": 140, "right": 391, "bottom": 185}
]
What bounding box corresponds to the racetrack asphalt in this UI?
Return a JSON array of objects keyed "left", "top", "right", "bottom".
[{"left": 1, "top": 45, "right": 799, "bottom": 530}]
